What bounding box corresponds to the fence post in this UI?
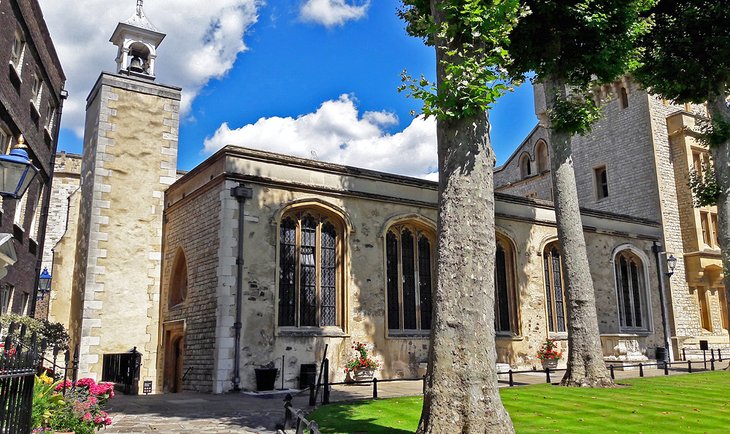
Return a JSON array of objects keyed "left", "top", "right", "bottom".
[
  {"left": 309, "top": 383, "right": 316, "bottom": 406},
  {"left": 711, "top": 349, "right": 715, "bottom": 361},
  {"left": 422, "top": 375, "right": 427, "bottom": 395},
  {"left": 609, "top": 365, "right": 615, "bottom": 380},
  {"left": 283, "top": 394, "right": 293, "bottom": 429},
  {"left": 703, "top": 350, "right": 707, "bottom": 370},
  {"left": 322, "top": 359, "right": 330, "bottom": 405},
  {"left": 711, "top": 357, "right": 715, "bottom": 371},
  {"left": 373, "top": 377, "right": 378, "bottom": 399},
  {"left": 720, "top": 349, "right": 724, "bottom": 362},
  {"left": 682, "top": 347, "right": 686, "bottom": 361},
  {"left": 545, "top": 368, "right": 551, "bottom": 384},
  {"left": 688, "top": 360, "right": 692, "bottom": 373},
  {"left": 509, "top": 369, "right": 514, "bottom": 387},
  {"left": 664, "top": 360, "right": 669, "bottom": 376},
  {"left": 639, "top": 363, "right": 644, "bottom": 378}
]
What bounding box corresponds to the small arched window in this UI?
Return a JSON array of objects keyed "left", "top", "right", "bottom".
[
  {"left": 619, "top": 87, "right": 629, "bottom": 109},
  {"left": 543, "top": 242, "right": 567, "bottom": 333},
  {"left": 536, "top": 141, "right": 549, "bottom": 173},
  {"left": 386, "top": 221, "right": 435, "bottom": 333},
  {"left": 495, "top": 235, "right": 519, "bottom": 334},
  {"left": 169, "top": 249, "right": 188, "bottom": 308},
  {"left": 614, "top": 249, "right": 649, "bottom": 331},
  {"left": 278, "top": 206, "right": 345, "bottom": 328},
  {"left": 520, "top": 154, "right": 532, "bottom": 179}
]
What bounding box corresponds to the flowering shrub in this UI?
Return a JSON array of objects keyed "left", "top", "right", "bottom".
[
  {"left": 344, "top": 341, "right": 379, "bottom": 374},
  {"left": 32, "top": 377, "right": 115, "bottom": 434},
  {"left": 537, "top": 339, "right": 563, "bottom": 361},
  {"left": 0, "top": 342, "right": 17, "bottom": 358}
]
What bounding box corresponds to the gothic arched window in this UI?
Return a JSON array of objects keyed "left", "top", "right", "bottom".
[
  {"left": 536, "top": 141, "right": 549, "bottom": 173},
  {"left": 169, "top": 249, "right": 188, "bottom": 308},
  {"left": 520, "top": 154, "right": 532, "bottom": 179},
  {"left": 386, "top": 222, "right": 435, "bottom": 334},
  {"left": 278, "top": 207, "right": 344, "bottom": 328},
  {"left": 495, "top": 235, "right": 519, "bottom": 334},
  {"left": 614, "top": 249, "right": 649, "bottom": 331},
  {"left": 543, "top": 242, "right": 567, "bottom": 333}
]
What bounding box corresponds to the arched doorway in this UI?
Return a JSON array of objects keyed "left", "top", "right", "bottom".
[{"left": 163, "top": 322, "right": 185, "bottom": 393}]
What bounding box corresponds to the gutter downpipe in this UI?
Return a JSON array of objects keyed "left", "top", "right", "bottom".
[
  {"left": 652, "top": 241, "right": 674, "bottom": 362},
  {"left": 231, "top": 184, "right": 252, "bottom": 391}
]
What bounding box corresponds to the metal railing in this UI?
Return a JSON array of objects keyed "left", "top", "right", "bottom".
[
  {"left": 101, "top": 347, "right": 142, "bottom": 395},
  {"left": 278, "top": 393, "right": 321, "bottom": 434},
  {"left": 0, "top": 322, "right": 44, "bottom": 434}
]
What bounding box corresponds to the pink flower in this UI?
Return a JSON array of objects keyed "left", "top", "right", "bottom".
[
  {"left": 105, "top": 417, "right": 112, "bottom": 425},
  {"left": 82, "top": 412, "right": 92, "bottom": 422}
]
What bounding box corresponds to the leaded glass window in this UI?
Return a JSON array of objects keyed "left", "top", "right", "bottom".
[
  {"left": 495, "top": 236, "right": 518, "bottom": 334},
  {"left": 278, "top": 209, "right": 343, "bottom": 328},
  {"left": 385, "top": 223, "right": 435, "bottom": 333},
  {"left": 544, "top": 243, "right": 567, "bottom": 333},
  {"left": 614, "top": 250, "right": 649, "bottom": 331}
]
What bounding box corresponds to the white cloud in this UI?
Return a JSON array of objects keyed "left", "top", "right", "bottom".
[
  {"left": 203, "top": 94, "right": 438, "bottom": 179},
  {"left": 300, "top": 0, "right": 370, "bottom": 27},
  {"left": 38, "top": 0, "right": 261, "bottom": 137}
]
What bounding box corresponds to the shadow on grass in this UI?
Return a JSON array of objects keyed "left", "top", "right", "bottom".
[{"left": 309, "top": 397, "right": 419, "bottom": 434}]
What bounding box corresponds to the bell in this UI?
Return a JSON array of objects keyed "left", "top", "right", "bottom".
[{"left": 129, "top": 56, "right": 144, "bottom": 73}]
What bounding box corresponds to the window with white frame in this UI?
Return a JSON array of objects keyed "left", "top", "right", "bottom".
[
  {"left": 11, "top": 29, "right": 25, "bottom": 71},
  {"left": 386, "top": 221, "right": 435, "bottom": 334},
  {"left": 21, "top": 292, "right": 30, "bottom": 315},
  {"left": 0, "top": 285, "right": 13, "bottom": 315},
  {"left": 614, "top": 249, "right": 650, "bottom": 331},
  {"left": 30, "top": 70, "right": 43, "bottom": 109},
  {"left": 44, "top": 101, "right": 56, "bottom": 132}
]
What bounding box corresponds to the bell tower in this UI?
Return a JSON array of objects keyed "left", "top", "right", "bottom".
[
  {"left": 67, "top": 0, "right": 181, "bottom": 393},
  {"left": 109, "top": 0, "right": 165, "bottom": 80}
]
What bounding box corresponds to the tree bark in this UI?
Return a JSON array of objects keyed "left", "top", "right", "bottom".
[
  {"left": 542, "top": 77, "right": 614, "bottom": 387},
  {"left": 707, "top": 90, "right": 730, "bottom": 366},
  {"left": 417, "top": 1, "right": 515, "bottom": 431}
]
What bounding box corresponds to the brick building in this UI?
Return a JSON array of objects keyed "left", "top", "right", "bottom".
[{"left": 0, "top": 0, "right": 66, "bottom": 317}]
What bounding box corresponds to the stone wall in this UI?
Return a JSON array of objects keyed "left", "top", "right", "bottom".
[
  {"left": 163, "top": 148, "right": 667, "bottom": 392},
  {"left": 71, "top": 73, "right": 180, "bottom": 393},
  {"left": 159, "top": 180, "right": 223, "bottom": 393}
]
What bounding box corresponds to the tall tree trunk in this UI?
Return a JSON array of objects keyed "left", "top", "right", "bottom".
[
  {"left": 417, "top": 2, "right": 514, "bottom": 431},
  {"left": 543, "top": 77, "right": 614, "bottom": 387},
  {"left": 707, "top": 90, "right": 730, "bottom": 363},
  {"left": 417, "top": 113, "right": 514, "bottom": 434}
]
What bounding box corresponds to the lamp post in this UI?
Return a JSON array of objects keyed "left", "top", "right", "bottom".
[
  {"left": 0, "top": 135, "right": 39, "bottom": 199},
  {"left": 652, "top": 242, "right": 677, "bottom": 363},
  {"left": 37, "top": 267, "right": 52, "bottom": 300}
]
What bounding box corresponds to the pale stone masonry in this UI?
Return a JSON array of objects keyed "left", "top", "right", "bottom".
[
  {"left": 69, "top": 72, "right": 181, "bottom": 389},
  {"left": 158, "top": 147, "right": 665, "bottom": 392},
  {"left": 495, "top": 79, "right": 728, "bottom": 356}
]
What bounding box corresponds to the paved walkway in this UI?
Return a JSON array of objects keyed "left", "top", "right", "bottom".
[{"left": 104, "top": 361, "right": 730, "bottom": 433}]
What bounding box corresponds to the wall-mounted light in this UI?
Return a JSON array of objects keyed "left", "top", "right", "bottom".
[
  {"left": 666, "top": 254, "right": 677, "bottom": 277},
  {"left": 37, "top": 267, "right": 52, "bottom": 300},
  {"left": 0, "top": 135, "right": 39, "bottom": 199}
]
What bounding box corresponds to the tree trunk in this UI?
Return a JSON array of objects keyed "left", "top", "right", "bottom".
[
  {"left": 707, "top": 91, "right": 730, "bottom": 366},
  {"left": 417, "top": 2, "right": 514, "bottom": 431},
  {"left": 542, "top": 77, "right": 614, "bottom": 387},
  {"left": 417, "top": 112, "right": 514, "bottom": 433}
]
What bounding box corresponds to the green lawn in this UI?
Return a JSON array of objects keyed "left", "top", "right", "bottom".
[{"left": 308, "top": 371, "right": 730, "bottom": 433}]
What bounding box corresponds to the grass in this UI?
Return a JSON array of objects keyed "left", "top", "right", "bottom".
[{"left": 308, "top": 371, "right": 730, "bottom": 433}]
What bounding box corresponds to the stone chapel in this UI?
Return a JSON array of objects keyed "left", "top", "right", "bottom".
[{"left": 43, "top": 4, "right": 726, "bottom": 394}]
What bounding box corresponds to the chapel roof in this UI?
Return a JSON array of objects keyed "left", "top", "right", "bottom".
[{"left": 123, "top": 0, "right": 158, "bottom": 32}]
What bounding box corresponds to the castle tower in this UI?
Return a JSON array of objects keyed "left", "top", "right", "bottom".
[{"left": 69, "top": 0, "right": 181, "bottom": 392}]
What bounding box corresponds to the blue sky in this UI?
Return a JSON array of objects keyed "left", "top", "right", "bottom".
[{"left": 49, "top": 0, "right": 538, "bottom": 176}]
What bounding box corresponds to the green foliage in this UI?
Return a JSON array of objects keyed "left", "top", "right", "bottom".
[
  {"left": 508, "top": 0, "right": 655, "bottom": 88},
  {"left": 688, "top": 159, "right": 720, "bottom": 207},
  {"left": 550, "top": 92, "right": 603, "bottom": 135},
  {"left": 634, "top": 0, "right": 730, "bottom": 103},
  {"left": 32, "top": 373, "right": 65, "bottom": 429},
  {"left": 698, "top": 117, "right": 730, "bottom": 150},
  {"left": 1, "top": 314, "right": 69, "bottom": 351},
  {"left": 398, "top": 0, "right": 524, "bottom": 120}
]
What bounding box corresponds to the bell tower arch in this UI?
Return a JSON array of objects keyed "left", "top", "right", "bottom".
[{"left": 109, "top": 0, "right": 165, "bottom": 80}]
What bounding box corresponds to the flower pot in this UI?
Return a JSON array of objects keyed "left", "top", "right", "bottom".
[
  {"left": 541, "top": 359, "right": 558, "bottom": 370},
  {"left": 353, "top": 368, "right": 375, "bottom": 383},
  {"left": 254, "top": 368, "right": 278, "bottom": 391}
]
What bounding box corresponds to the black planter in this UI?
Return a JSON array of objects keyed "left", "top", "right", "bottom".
[{"left": 254, "top": 368, "right": 278, "bottom": 391}]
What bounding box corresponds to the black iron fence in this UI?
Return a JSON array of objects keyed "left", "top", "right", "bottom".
[
  {"left": 278, "top": 394, "right": 322, "bottom": 434},
  {"left": 101, "top": 347, "right": 142, "bottom": 395},
  {"left": 0, "top": 322, "right": 44, "bottom": 434}
]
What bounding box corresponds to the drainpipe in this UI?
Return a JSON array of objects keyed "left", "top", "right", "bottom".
[
  {"left": 652, "top": 241, "right": 674, "bottom": 362},
  {"left": 230, "top": 184, "right": 252, "bottom": 391}
]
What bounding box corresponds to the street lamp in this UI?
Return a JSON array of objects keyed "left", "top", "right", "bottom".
[
  {"left": 666, "top": 254, "right": 677, "bottom": 277},
  {"left": 38, "top": 267, "right": 52, "bottom": 300},
  {"left": 0, "top": 135, "right": 39, "bottom": 199}
]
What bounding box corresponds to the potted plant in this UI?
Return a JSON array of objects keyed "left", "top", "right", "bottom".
[
  {"left": 537, "top": 338, "right": 562, "bottom": 369},
  {"left": 344, "top": 341, "right": 379, "bottom": 382},
  {"left": 254, "top": 362, "right": 279, "bottom": 391}
]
